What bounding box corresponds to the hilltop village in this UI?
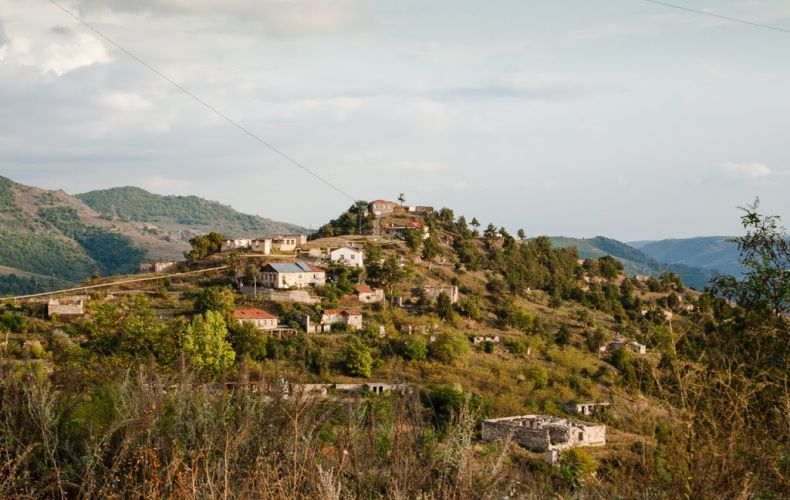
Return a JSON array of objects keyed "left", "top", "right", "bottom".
[{"left": 1, "top": 196, "right": 729, "bottom": 494}]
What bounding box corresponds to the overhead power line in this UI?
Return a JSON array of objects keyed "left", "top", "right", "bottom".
[
  {"left": 47, "top": 0, "right": 357, "bottom": 203},
  {"left": 640, "top": 0, "right": 790, "bottom": 35}
]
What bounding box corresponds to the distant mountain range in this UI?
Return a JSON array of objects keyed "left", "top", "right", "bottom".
[
  {"left": 628, "top": 237, "right": 744, "bottom": 277},
  {"left": 547, "top": 236, "right": 723, "bottom": 290},
  {"left": 0, "top": 176, "right": 307, "bottom": 295}
]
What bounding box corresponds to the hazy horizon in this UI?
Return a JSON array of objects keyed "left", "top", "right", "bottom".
[{"left": 1, "top": 0, "right": 789, "bottom": 240}]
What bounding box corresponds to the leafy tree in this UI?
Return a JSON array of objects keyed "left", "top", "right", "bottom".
[
  {"left": 186, "top": 232, "right": 224, "bottom": 262},
  {"left": 227, "top": 320, "right": 268, "bottom": 360},
  {"left": 183, "top": 311, "right": 236, "bottom": 378},
  {"left": 438, "top": 207, "right": 454, "bottom": 224},
  {"left": 470, "top": 217, "right": 480, "bottom": 235},
  {"left": 194, "top": 286, "right": 235, "bottom": 316},
  {"left": 556, "top": 325, "right": 572, "bottom": 346},
  {"left": 422, "top": 236, "right": 441, "bottom": 262},
  {"left": 517, "top": 228, "right": 526, "bottom": 241},
  {"left": 712, "top": 199, "right": 789, "bottom": 318},
  {"left": 428, "top": 330, "right": 470, "bottom": 365},
  {"left": 344, "top": 338, "right": 373, "bottom": 378},
  {"left": 398, "top": 193, "right": 406, "bottom": 206},
  {"left": 598, "top": 256, "right": 623, "bottom": 280},
  {"left": 404, "top": 229, "right": 423, "bottom": 252},
  {"left": 397, "top": 335, "right": 428, "bottom": 361},
  {"left": 436, "top": 291, "right": 454, "bottom": 321},
  {"left": 483, "top": 223, "right": 498, "bottom": 240}
]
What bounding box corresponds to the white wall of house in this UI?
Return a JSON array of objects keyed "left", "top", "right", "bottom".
[{"left": 330, "top": 247, "right": 364, "bottom": 268}]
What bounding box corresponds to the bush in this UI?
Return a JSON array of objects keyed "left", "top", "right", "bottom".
[{"left": 397, "top": 335, "right": 428, "bottom": 362}]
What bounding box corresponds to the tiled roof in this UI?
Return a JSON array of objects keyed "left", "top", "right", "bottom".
[
  {"left": 354, "top": 284, "right": 373, "bottom": 293},
  {"left": 370, "top": 200, "right": 394, "bottom": 205},
  {"left": 233, "top": 309, "right": 277, "bottom": 320}
]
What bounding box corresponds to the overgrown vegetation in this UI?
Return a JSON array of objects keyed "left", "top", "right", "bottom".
[{"left": 0, "top": 200, "right": 786, "bottom": 498}]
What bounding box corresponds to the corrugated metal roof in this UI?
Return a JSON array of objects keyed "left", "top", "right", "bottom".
[{"left": 265, "top": 261, "right": 324, "bottom": 273}]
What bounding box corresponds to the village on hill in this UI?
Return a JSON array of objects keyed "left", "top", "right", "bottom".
[{"left": 0, "top": 194, "right": 705, "bottom": 480}]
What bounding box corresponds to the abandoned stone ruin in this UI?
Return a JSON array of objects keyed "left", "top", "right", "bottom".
[{"left": 482, "top": 415, "right": 606, "bottom": 454}]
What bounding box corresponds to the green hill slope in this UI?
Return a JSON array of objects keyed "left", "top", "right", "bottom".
[
  {"left": 0, "top": 177, "right": 309, "bottom": 295},
  {"left": 77, "top": 187, "right": 307, "bottom": 237},
  {"left": 548, "top": 236, "right": 718, "bottom": 289},
  {"left": 630, "top": 236, "right": 744, "bottom": 277}
]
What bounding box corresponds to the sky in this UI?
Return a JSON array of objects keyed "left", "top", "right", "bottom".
[{"left": 0, "top": 0, "right": 789, "bottom": 241}]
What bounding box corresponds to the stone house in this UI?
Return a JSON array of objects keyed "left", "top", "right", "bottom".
[
  {"left": 260, "top": 261, "right": 326, "bottom": 289},
  {"left": 271, "top": 235, "right": 307, "bottom": 253},
  {"left": 368, "top": 200, "right": 395, "bottom": 216},
  {"left": 221, "top": 239, "right": 252, "bottom": 252},
  {"left": 329, "top": 246, "right": 365, "bottom": 268},
  {"left": 250, "top": 239, "right": 272, "bottom": 254},
  {"left": 473, "top": 335, "right": 500, "bottom": 345},
  {"left": 424, "top": 285, "right": 459, "bottom": 304},
  {"left": 561, "top": 401, "right": 611, "bottom": 417},
  {"left": 354, "top": 284, "right": 384, "bottom": 303},
  {"left": 139, "top": 261, "right": 177, "bottom": 273},
  {"left": 384, "top": 220, "right": 430, "bottom": 240},
  {"left": 482, "top": 415, "right": 606, "bottom": 453},
  {"left": 304, "top": 309, "right": 363, "bottom": 332},
  {"left": 603, "top": 339, "right": 647, "bottom": 354},
  {"left": 47, "top": 298, "right": 86, "bottom": 320},
  {"left": 232, "top": 308, "right": 278, "bottom": 330}
]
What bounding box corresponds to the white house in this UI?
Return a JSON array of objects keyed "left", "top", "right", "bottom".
[
  {"left": 232, "top": 309, "right": 278, "bottom": 330},
  {"left": 329, "top": 247, "right": 364, "bottom": 268},
  {"left": 221, "top": 239, "right": 252, "bottom": 252},
  {"left": 139, "top": 261, "right": 177, "bottom": 274},
  {"left": 250, "top": 239, "right": 272, "bottom": 254},
  {"left": 271, "top": 235, "right": 306, "bottom": 253},
  {"left": 354, "top": 284, "right": 384, "bottom": 303},
  {"left": 260, "top": 261, "right": 326, "bottom": 289}
]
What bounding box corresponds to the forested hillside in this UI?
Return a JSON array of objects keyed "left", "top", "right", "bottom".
[
  {"left": 78, "top": 186, "right": 307, "bottom": 237},
  {"left": 631, "top": 236, "right": 745, "bottom": 276},
  {"left": 548, "top": 236, "right": 718, "bottom": 290},
  {"left": 0, "top": 177, "right": 310, "bottom": 295}
]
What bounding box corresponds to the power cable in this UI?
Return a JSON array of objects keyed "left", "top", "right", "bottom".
[
  {"left": 47, "top": 0, "right": 358, "bottom": 203},
  {"left": 640, "top": 0, "right": 790, "bottom": 35}
]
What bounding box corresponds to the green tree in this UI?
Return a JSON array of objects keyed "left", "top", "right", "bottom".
[
  {"left": 398, "top": 335, "right": 428, "bottom": 362},
  {"left": 183, "top": 311, "right": 236, "bottom": 378},
  {"left": 404, "top": 229, "right": 423, "bottom": 252},
  {"left": 194, "top": 286, "right": 235, "bottom": 316},
  {"left": 428, "top": 330, "right": 470, "bottom": 365},
  {"left": 344, "top": 338, "right": 373, "bottom": 378},
  {"left": 422, "top": 235, "right": 441, "bottom": 262},
  {"left": 436, "top": 291, "right": 454, "bottom": 321}
]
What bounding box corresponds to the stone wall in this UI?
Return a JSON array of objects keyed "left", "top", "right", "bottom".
[{"left": 482, "top": 415, "right": 606, "bottom": 452}]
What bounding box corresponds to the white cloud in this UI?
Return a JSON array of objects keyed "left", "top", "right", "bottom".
[
  {"left": 721, "top": 162, "right": 772, "bottom": 180},
  {"left": 80, "top": 0, "right": 367, "bottom": 38}
]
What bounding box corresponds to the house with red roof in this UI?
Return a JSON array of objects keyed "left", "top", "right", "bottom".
[
  {"left": 354, "top": 283, "right": 384, "bottom": 304},
  {"left": 232, "top": 308, "right": 279, "bottom": 330}
]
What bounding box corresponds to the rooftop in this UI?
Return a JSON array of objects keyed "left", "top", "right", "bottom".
[{"left": 233, "top": 309, "right": 277, "bottom": 320}]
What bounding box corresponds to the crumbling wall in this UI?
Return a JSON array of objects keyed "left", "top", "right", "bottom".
[{"left": 482, "top": 415, "right": 606, "bottom": 452}]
